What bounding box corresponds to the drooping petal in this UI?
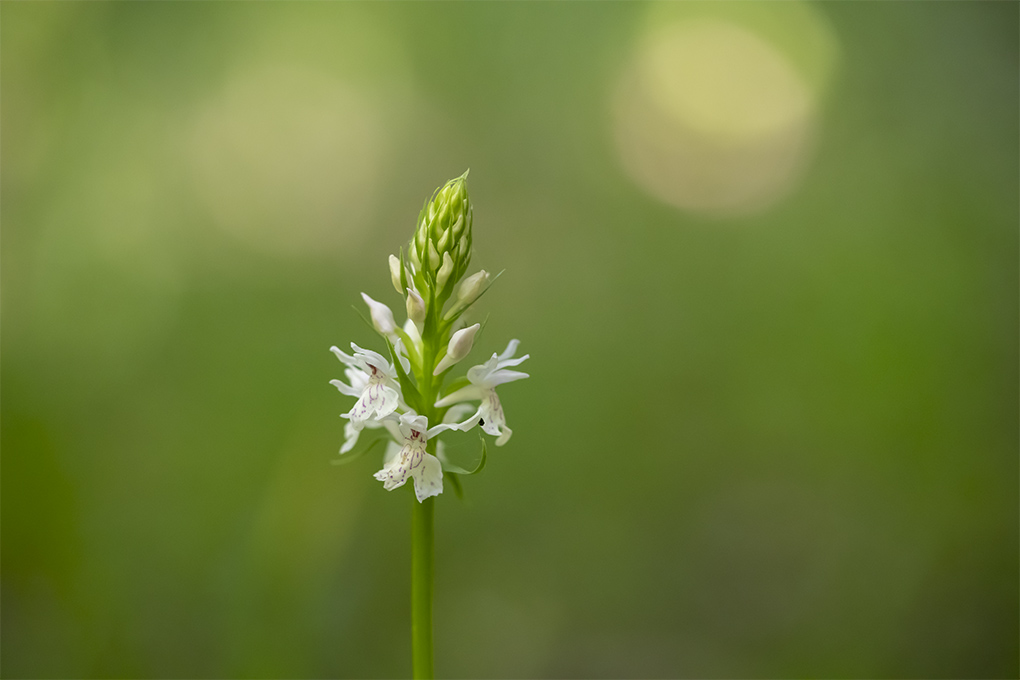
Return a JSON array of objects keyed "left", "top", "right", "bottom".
[
  {"left": 480, "top": 392, "right": 505, "bottom": 430},
  {"left": 479, "top": 415, "right": 502, "bottom": 438},
  {"left": 341, "top": 416, "right": 386, "bottom": 454},
  {"left": 495, "top": 424, "right": 513, "bottom": 447},
  {"left": 340, "top": 420, "right": 363, "bottom": 454},
  {"left": 373, "top": 439, "right": 442, "bottom": 501},
  {"left": 374, "top": 445, "right": 414, "bottom": 491},
  {"left": 413, "top": 453, "right": 444, "bottom": 502},
  {"left": 477, "top": 391, "right": 512, "bottom": 446}
]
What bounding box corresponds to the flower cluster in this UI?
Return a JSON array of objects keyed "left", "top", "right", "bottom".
[{"left": 330, "top": 172, "right": 529, "bottom": 502}]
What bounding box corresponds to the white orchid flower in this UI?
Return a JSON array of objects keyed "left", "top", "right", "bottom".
[
  {"left": 373, "top": 413, "right": 463, "bottom": 502},
  {"left": 435, "top": 339, "right": 529, "bottom": 446},
  {"left": 330, "top": 342, "right": 407, "bottom": 428},
  {"left": 380, "top": 405, "right": 467, "bottom": 468}
]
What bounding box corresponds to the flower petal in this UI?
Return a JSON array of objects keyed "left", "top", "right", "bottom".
[
  {"left": 484, "top": 369, "right": 530, "bottom": 387},
  {"left": 340, "top": 420, "right": 363, "bottom": 454},
  {"left": 497, "top": 353, "right": 529, "bottom": 369},
  {"left": 498, "top": 339, "right": 520, "bottom": 361},
  {"left": 330, "top": 378, "right": 362, "bottom": 398},
  {"left": 413, "top": 453, "right": 444, "bottom": 502},
  {"left": 330, "top": 345, "right": 357, "bottom": 366},
  {"left": 466, "top": 355, "right": 500, "bottom": 384},
  {"left": 374, "top": 453, "right": 410, "bottom": 491},
  {"left": 426, "top": 421, "right": 461, "bottom": 438},
  {"left": 393, "top": 338, "right": 412, "bottom": 374},
  {"left": 349, "top": 384, "right": 399, "bottom": 423},
  {"left": 350, "top": 343, "right": 392, "bottom": 374},
  {"left": 398, "top": 413, "right": 429, "bottom": 438}
]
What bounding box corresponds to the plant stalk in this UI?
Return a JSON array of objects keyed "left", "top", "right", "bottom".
[{"left": 411, "top": 490, "right": 435, "bottom": 679}]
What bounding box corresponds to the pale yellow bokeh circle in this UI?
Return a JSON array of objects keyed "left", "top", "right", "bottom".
[
  {"left": 613, "top": 6, "right": 838, "bottom": 217},
  {"left": 190, "top": 66, "right": 385, "bottom": 258},
  {"left": 639, "top": 20, "right": 813, "bottom": 145}
]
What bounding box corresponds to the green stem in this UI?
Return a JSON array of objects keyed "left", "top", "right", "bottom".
[
  {"left": 411, "top": 488, "right": 435, "bottom": 679},
  {"left": 410, "top": 296, "right": 449, "bottom": 679}
]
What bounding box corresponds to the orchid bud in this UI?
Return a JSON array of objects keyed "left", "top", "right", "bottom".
[
  {"left": 361, "top": 292, "right": 396, "bottom": 336},
  {"left": 433, "top": 323, "right": 480, "bottom": 375},
  {"left": 457, "top": 270, "right": 489, "bottom": 305},
  {"left": 388, "top": 255, "right": 404, "bottom": 295},
  {"left": 428, "top": 241, "right": 440, "bottom": 270},
  {"left": 436, "top": 252, "right": 454, "bottom": 293},
  {"left": 406, "top": 287, "right": 426, "bottom": 328}
]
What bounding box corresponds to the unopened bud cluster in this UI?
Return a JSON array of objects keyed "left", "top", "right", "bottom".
[{"left": 407, "top": 171, "right": 473, "bottom": 300}]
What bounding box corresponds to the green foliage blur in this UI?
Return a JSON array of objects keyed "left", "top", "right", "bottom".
[{"left": 2, "top": 2, "right": 1016, "bottom": 678}]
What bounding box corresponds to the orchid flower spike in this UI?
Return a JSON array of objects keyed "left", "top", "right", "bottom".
[{"left": 435, "top": 339, "right": 529, "bottom": 446}]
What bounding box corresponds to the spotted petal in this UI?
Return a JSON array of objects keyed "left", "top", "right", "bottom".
[{"left": 347, "top": 382, "right": 399, "bottom": 423}]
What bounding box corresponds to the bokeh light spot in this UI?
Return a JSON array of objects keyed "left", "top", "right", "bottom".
[
  {"left": 613, "top": 6, "right": 838, "bottom": 217},
  {"left": 190, "top": 66, "right": 385, "bottom": 259}
]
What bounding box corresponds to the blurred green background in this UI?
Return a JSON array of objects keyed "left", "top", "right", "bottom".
[{"left": 2, "top": 2, "right": 1017, "bottom": 678}]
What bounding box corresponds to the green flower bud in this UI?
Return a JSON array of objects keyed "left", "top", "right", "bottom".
[
  {"left": 406, "top": 286, "right": 426, "bottom": 329},
  {"left": 456, "top": 269, "right": 489, "bottom": 306},
  {"left": 389, "top": 255, "right": 404, "bottom": 295},
  {"left": 411, "top": 171, "right": 473, "bottom": 296},
  {"left": 432, "top": 323, "right": 480, "bottom": 375},
  {"left": 436, "top": 252, "right": 455, "bottom": 293}
]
